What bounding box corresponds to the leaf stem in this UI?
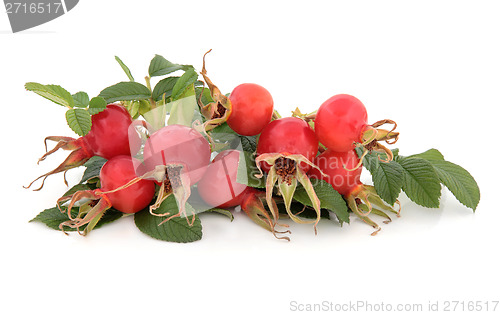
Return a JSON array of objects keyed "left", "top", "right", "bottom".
[{"left": 144, "top": 76, "right": 157, "bottom": 110}]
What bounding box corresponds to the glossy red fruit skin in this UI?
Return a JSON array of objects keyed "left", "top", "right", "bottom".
[
  {"left": 142, "top": 124, "right": 211, "bottom": 184},
  {"left": 100, "top": 156, "right": 156, "bottom": 214},
  {"left": 256, "top": 117, "right": 319, "bottom": 173},
  {"left": 314, "top": 94, "right": 368, "bottom": 152},
  {"left": 197, "top": 150, "right": 248, "bottom": 208},
  {"left": 309, "top": 149, "right": 362, "bottom": 196},
  {"left": 83, "top": 104, "right": 140, "bottom": 159},
  {"left": 228, "top": 83, "right": 274, "bottom": 136}
]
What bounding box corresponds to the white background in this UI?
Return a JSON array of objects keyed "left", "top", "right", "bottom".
[{"left": 1, "top": 1, "right": 499, "bottom": 314}]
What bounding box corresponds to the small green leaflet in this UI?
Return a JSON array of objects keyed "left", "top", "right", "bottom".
[
  {"left": 407, "top": 149, "right": 480, "bottom": 211},
  {"left": 98, "top": 82, "right": 152, "bottom": 103},
  {"left": 26, "top": 82, "right": 107, "bottom": 136},
  {"left": 72, "top": 91, "right": 90, "bottom": 108},
  {"left": 357, "top": 148, "right": 403, "bottom": 205},
  {"left": 360, "top": 147, "right": 479, "bottom": 210},
  {"left": 115, "top": 56, "right": 134, "bottom": 81},
  {"left": 239, "top": 135, "right": 257, "bottom": 153},
  {"left": 26, "top": 82, "right": 75, "bottom": 108},
  {"left": 396, "top": 156, "right": 442, "bottom": 208},
  {"left": 152, "top": 76, "right": 179, "bottom": 101},
  {"left": 30, "top": 206, "right": 122, "bottom": 231},
  {"left": 66, "top": 108, "right": 91, "bottom": 136},
  {"left": 293, "top": 179, "right": 350, "bottom": 224},
  {"left": 210, "top": 123, "right": 258, "bottom": 153},
  {"left": 171, "top": 69, "right": 198, "bottom": 101},
  {"left": 88, "top": 97, "right": 107, "bottom": 115},
  {"left": 148, "top": 54, "right": 194, "bottom": 77},
  {"left": 80, "top": 156, "right": 107, "bottom": 184},
  {"left": 134, "top": 196, "right": 202, "bottom": 243},
  {"left": 373, "top": 161, "right": 404, "bottom": 206}
]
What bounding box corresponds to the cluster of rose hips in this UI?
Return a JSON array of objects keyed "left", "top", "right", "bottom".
[{"left": 26, "top": 54, "right": 400, "bottom": 239}]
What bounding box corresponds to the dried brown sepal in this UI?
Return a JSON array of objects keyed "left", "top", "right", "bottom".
[
  {"left": 346, "top": 184, "right": 401, "bottom": 235},
  {"left": 24, "top": 138, "right": 92, "bottom": 191},
  {"left": 56, "top": 189, "right": 111, "bottom": 236},
  {"left": 240, "top": 189, "right": 291, "bottom": 241},
  {"left": 255, "top": 153, "right": 325, "bottom": 234},
  {"left": 361, "top": 119, "right": 399, "bottom": 161},
  {"left": 344, "top": 119, "right": 400, "bottom": 172},
  {"left": 198, "top": 49, "right": 232, "bottom": 131}
]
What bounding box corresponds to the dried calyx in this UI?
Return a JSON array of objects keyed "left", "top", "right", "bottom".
[
  {"left": 255, "top": 153, "right": 324, "bottom": 235},
  {"left": 24, "top": 136, "right": 92, "bottom": 191},
  {"left": 240, "top": 188, "right": 291, "bottom": 241},
  {"left": 197, "top": 49, "right": 232, "bottom": 131},
  {"left": 144, "top": 163, "right": 196, "bottom": 226},
  {"left": 346, "top": 119, "right": 399, "bottom": 171},
  {"left": 360, "top": 119, "right": 399, "bottom": 162},
  {"left": 346, "top": 185, "right": 401, "bottom": 236},
  {"left": 56, "top": 189, "right": 112, "bottom": 235}
]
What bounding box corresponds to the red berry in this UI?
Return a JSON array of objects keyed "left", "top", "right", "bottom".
[
  {"left": 26, "top": 104, "right": 140, "bottom": 191},
  {"left": 309, "top": 149, "right": 362, "bottom": 196},
  {"left": 256, "top": 117, "right": 318, "bottom": 173},
  {"left": 83, "top": 104, "right": 140, "bottom": 159},
  {"left": 314, "top": 94, "right": 368, "bottom": 152},
  {"left": 100, "top": 156, "right": 156, "bottom": 214},
  {"left": 228, "top": 83, "right": 274, "bottom": 136},
  {"left": 197, "top": 150, "right": 249, "bottom": 208},
  {"left": 142, "top": 124, "right": 211, "bottom": 184}
]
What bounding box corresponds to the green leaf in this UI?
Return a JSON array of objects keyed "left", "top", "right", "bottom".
[
  {"left": 66, "top": 108, "right": 92, "bottom": 136},
  {"left": 408, "top": 148, "right": 445, "bottom": 161},
  {"left": 356, "top": 147, "right": 400, "bottom": 173},
  {"left": 171, "top": 69, "right": 198, "bottom": 101},
  {"left": 30, "top": 206, "right": 122, "bottom": 231},
  {"left": 237, "top": 151, "right": 266, "bottom": 189},
  {"left": 372, "top": 161, "right": 404, "bottom": 205},
  {"left": 294, "top": 179, "right": 350, "bottom": 224},
  {"left": 88, "top": 96, "right": 107, "bottom": 115},
  {"left": 239, "top": 135, "right": 257, "bottom": 153},
  {"left": 208, "top": 123, "right": 249, "bottom": 152},
  {"left": 98, "top": 82, "right": 151, "bottom": 103},
  {"left": 148, "top": 55, "right": 193, "bottom": 77},
  {"left": 25, "top": 82, "right": 75, "bottom": 108},
  {"left": 134, "top": 196, "right": 202, "bottom": 243},
  {"left": 30, "top": 207, "right": 74, "bottom": 230},
  {"left": 395, "top": 157, "right": 442, "bottom": 208},
  {"left": 406, "top": 149, "right": 479, "bottom": 210},
  {"left": 426, "top": 160, "right": 479, "bottom": 210},
  {"left": 152, "top": 77, "right": 179, "bottom": 101},
  {"left": 80, "top": 156, "right": 107, "bottom": 184},
  {"left": 72, "top": 91, "right": 90, "bottom": 108},
  {"left": 115, "top": 56, "right": 134, "bottom": 81},
  {"left": 355, "top": 147, "right": 403, "bottom": 205}
]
